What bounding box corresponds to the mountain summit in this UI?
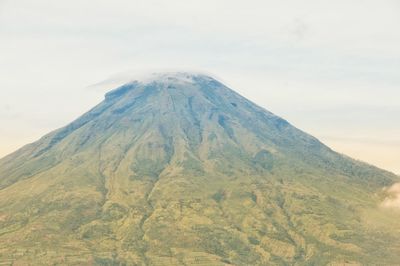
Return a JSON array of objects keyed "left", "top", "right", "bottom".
[{"left": 0, "top": 73, "right": 399, "bottom": 265}]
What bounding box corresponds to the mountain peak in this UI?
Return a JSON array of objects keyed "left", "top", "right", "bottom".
[
  {"left": 0, "top": 73, "right": 399, "bottom": 265},
  {"left": 104, "top": 71, "right": 227, "bottom": 103}
]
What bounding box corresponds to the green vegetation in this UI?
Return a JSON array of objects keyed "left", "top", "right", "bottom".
[{"left": 0, "top": 73, "right": 399, "bottom": 265}]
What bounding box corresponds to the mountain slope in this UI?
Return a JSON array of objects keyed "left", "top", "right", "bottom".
[{"left": 0, "top": 72, "right": 399, "bottom": 265}]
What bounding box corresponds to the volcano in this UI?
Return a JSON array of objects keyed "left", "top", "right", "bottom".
[{"left": 0, "top": 72, "right": 399, "bottom": 265}]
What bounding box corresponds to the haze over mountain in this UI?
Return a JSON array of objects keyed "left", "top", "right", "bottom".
[{"left": 0, "top": 72, "right": 399, "bottom": 265}]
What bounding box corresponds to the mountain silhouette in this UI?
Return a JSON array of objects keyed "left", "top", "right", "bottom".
[{"left": 0, "top": 72, "right": 399, "bottom": 265}]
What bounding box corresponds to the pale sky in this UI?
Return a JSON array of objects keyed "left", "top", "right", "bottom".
[{"left": 0, "top": 0, "right": 399, "bottom": 174}]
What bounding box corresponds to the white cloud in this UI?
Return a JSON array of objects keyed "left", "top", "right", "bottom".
[{"left": 382, "top": 183, "right": 400, "bottom": 209}]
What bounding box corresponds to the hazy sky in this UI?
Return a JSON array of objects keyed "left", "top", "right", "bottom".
[{"left": 0, "top": 0, "right": 399, "bottom": 174}]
